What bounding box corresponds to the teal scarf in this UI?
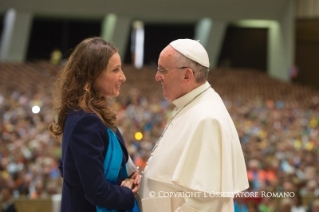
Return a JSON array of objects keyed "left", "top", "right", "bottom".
[{"left": 96, "top": 127, "right": 139, "bottom": 212}]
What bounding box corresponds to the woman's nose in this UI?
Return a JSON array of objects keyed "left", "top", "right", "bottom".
[{"left": 120, "top": 70, "right": 126, "bottom": 82}]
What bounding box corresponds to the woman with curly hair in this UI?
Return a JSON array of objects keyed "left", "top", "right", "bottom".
[{"left": 49, "top": 37, "right": 140, "bottom": 212}]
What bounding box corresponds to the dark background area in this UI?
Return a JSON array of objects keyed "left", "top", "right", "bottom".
[
  {"left": 26, "top": 19, "right": 269, "bottom": 71},
  {"left": 218, "top": 26, "right": 268, "bottom": 72},
  {"left": 26, "top": 18, "right": 101, "bottom": 61},
  {"left": 0, "top": 15, "right": 4, "bottom": 42},
  {"left": 295, "top": 19, "right": 319, "bottom": 89}
]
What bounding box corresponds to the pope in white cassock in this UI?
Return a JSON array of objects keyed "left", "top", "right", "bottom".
[{"left": 138, "top": 39, "right": 249, "bottom": 212}]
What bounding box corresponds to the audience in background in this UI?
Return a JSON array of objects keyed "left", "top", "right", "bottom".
[{"left": 0, "top": 63, "right": 319, "bottom": 211}]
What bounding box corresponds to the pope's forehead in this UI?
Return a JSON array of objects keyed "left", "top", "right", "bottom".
[
  {"left": 159, "top": 45, "right": 178, "bottom": 64},
  {"left": 161, "top": 45, "right": 176, "bottom": 55}
]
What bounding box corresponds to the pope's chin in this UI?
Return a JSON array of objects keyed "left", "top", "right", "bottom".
[
  {"left": 162, "top": 92, "right": 172, "bottom": 101},
  {"left": 162, "top": 91, "right": 167, "bottom": 99}
]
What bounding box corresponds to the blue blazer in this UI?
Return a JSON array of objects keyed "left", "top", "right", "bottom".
[{"left": 59, "top": 110, "right": 134, "bottom": 212}]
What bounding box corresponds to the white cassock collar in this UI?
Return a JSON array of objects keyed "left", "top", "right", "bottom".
[{"left": 172, "top": 81, "right": 211, "bottom": 109}]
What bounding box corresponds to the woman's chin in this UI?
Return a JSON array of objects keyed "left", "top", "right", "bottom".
[{"left": 112, "top": 92, "right": 120, "bottom": 97}]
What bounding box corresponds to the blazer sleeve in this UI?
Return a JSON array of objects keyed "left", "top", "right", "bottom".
[
  {"left": 70, "top": 114, "right": 134, "bottom": 211},
  {"left": 58, "top": 161, "right": 63, "bottom": 178}
]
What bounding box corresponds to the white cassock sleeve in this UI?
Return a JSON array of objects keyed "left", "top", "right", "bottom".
[{"left": 126, "top": 156, "right": 138, "bottom": 177}]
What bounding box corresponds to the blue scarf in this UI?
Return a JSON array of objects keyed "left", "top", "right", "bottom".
[{"left": 96, "top": 127, "right": 139, "bottom": 212}]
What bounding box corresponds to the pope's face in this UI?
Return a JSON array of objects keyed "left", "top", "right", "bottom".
[{"left": 155, "top": 46, "right": 185, "bottom": 101}]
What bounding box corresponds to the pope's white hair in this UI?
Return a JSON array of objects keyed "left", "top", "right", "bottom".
[{"left": 172, "top": 50, "right": 209, "bottom": 83}]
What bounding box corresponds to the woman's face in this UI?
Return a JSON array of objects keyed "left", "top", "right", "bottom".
[{"left": 95, "top": 53, "right": 126, "bottom": 97}]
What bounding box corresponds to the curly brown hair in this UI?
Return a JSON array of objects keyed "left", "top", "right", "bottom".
[{"left": 49, "top": 37, "right": 117, "bottom": 142}]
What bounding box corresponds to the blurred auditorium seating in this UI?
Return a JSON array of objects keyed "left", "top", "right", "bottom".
[{"left": 0, "top": 62, "right": 318, "bottom": 211}]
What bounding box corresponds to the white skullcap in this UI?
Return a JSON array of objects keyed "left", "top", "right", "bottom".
[{"left": 170, "top": 39, "right": 210, "bottom": 68}]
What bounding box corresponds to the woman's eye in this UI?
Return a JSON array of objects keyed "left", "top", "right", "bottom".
[{"left": 113, "top": 69, "right": 119, "bottom": 72}]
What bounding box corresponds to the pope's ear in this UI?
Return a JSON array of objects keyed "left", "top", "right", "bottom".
[{"left": 184, "top": 68, "right": 194, "bottom": 81}]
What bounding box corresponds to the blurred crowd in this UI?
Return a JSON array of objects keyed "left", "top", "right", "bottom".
[
  {"left": 0, "top": 62, "right": 62, "bottom": 211},
  {"left": 0, "top": 63, "right": 319, "bottom": 212}
]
